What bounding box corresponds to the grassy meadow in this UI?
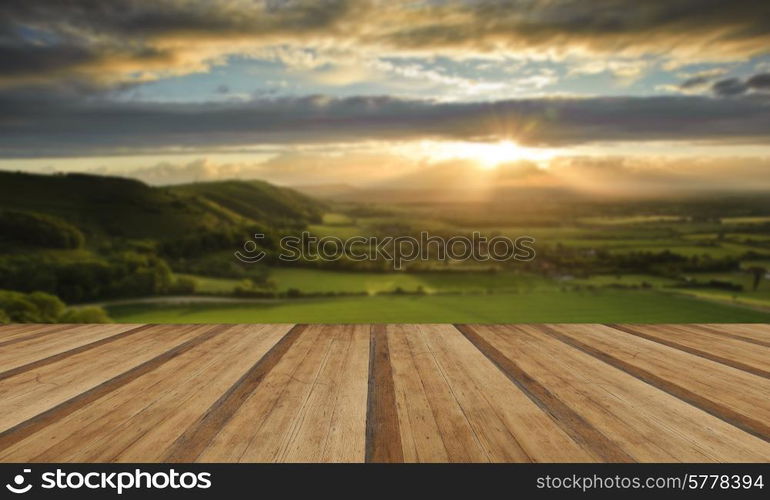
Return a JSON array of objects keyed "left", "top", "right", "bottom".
[
  {"left": 2, "top": 171, "right": 770, "bottom": 324},
  {"left": 107, "top": 290, "right": 770, "bottom": 323},
  {"left": 87, "top": 197, "right": 770, "bottom": 324}
]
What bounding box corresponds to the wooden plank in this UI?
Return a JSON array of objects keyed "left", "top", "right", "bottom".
[
  {"left": 541, "top": 324, "right": 770, "bottom": 441},
  {"left": 387, "top": 323, "right": 449, "bottom": 462},
  {"left": 426, "top": 325, "right": 595, "bottom": 462},
  {"left": 280, "top": 325, "right": 369, "bottom": 463},
  {"left": 0, "top": 325, "right": 230, "bottom": 449},
  {"left": 0, "top": 323, "right": 768, "bottom": 463},
  {"left": 0, "top": 324, "right": 223, "bottom": 435},
  {"left": 232, "top": 324, "right": 339, "bottom": 462},
  {"left": 699, "top": 324, "right": 770, "bottom": 348},
  {"left": 366, "top": 324, "right": 403, "bottom": 463},
  {"left": 0, "top": 324, "right": 42, "bottom": 336},
  {"left": 0, "top": 324, "right": 156, "bottom": 380},
  {"left": 0, "top": 324, "right": 292, "bottom": 462},
  {"left": 609, "top": 324, "right": 770, "bottom": 378},
  {"left": 319, "top": 325, "right": 370, "bottom": 462},
  {"left": 0, "top": 324, "right": 94, "bottom": 346},
  {"left": 391, "top": 324, "right": 488, "bottom": 462},
  {"left": 0, "top": 323, "right": 140, "bottom": 354},
  {"left": 467, "top": 324, "right": 770, "bottom": 462},
  {"left": 456, "top": 325, "right": 631, "bottom": 462},
  {"left": 390, "top": 324, "right": 594, "bottom": 462},
  {"left": 196, "top": 324, "right": 370, "bottom": 462},
  {"left": 195, "top": 323, "right": 325, "bottom": 462},
  {"left": 164, "top": 324, "right": 306, "bottom": 462},
  {"left": 420, "top": 324, "right": 532, "bottom": 462},
  {"left": 0, "top": 323, "right": 60, "bottom": 337}
]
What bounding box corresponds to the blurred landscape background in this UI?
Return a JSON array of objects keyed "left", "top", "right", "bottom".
[{"left": 2, "top": 169, "right": 769, "bottom": 323}]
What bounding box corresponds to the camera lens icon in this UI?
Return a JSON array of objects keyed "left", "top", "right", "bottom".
[{"left": 6, "top": 469, "right": 32, "bottom": 494}]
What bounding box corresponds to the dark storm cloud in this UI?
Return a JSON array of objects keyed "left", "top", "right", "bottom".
[
  {"left": 712, "top": 72, "right": 770, "bottom": 96},
  {"left": 1, "top": 92, "right": 769, "bottom": 157},
  {"left": 378, "top": 0, "right": 770, "bottom": 57},
  {"left": 0, "top": 0, "right": 357, "bottom": 84},
  {"left": 712, "top": 78, "right": 749, "bottom": 96},
  {"left": 0, "top": 0, "right": 355, "bottom": 37},
  {"left": 1, "top": 0, "right": 769, "bottom": 86},
  {"left": 747, "top": 72, "right": 770, "bottom": 90},
  {"left": 679, "top": 76, "right": 711, "bottom": 89}
]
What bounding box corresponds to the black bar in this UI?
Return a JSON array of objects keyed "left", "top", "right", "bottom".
[{"left": 0, "top": 464, "right": 766, "bottom": 499}]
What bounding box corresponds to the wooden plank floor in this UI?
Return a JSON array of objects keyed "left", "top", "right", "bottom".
[{"left": 0, "top": 323, "right": 769, "bottom": 463}]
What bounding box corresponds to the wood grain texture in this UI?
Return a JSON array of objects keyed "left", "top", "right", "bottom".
[
  {"left": 541, "top": 324, "right": 770, "bottom": 442},
  {"left": 457, "top": 324, "right": 633, "bottom": 462},
  {"left": 0, "top": 324, "right": 73, "bottom": 341},
  {"left": 195, "top": 324, "right": 370, "bottom": 463},
  {"left": 609, "top": 324, "right": 770, "bottom": 378},
  {"left": 0, "top": 324, "right": 110, "bottom": 348},
  {"left": 466, "top": 324, "right": 770, "bottom": 462},
  {"left": 0, "top": 324, "right": 292, "bottom": 462},
  {"left": 0, "top": 324, "right": 157, "bottom": 381},
  {"left": 0, "top": 323, "right": 769, "bottom": 463},
  {"left": 390, "top": 324, "right": 595, "bottom": 462},
  {"left": 366, "top": 324, "right": 403, "bottom": 463},
  {"left": 165, "top": 324, "right": 306, "bottom": 462},
  {"left": 699, "top": 324, "right": 770, "bottom": 348},
  {"left": 0, "top": 324, "right": 233, "bottom": 452}
]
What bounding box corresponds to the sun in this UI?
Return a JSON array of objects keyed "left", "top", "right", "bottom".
[
  {"left": 471, "top": 141, "right": 526, "bottom": 169},
  {"left": 418, "top": 140, "right": 555, "bottom": 169}
]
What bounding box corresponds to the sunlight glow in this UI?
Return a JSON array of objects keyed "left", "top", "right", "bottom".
[{"left": 418, "top": 140, "right": 557, "bottom": 169}]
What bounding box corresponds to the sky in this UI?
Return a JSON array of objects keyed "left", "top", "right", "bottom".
[{"left": 1, "top": 0, "right": 770, "bottom": 192}]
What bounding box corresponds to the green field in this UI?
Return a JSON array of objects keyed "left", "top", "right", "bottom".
[
  {"left": 107, "top": 290, "right": 770, "bottom": 323},
  {"left": 579, "top": 215, "right": 686, "bottom": 225},
  {"left": 181, "top": 269, "right": 555, "bottom": 295},
  {"left": 269, "top": 268, "right": 550, "bottom": 294},
  {"left": 672, "top": 269, "right": 770, "bottom": 309},
  {"left": 176, "top": 274, "right": 248, "bottom": 294},
  {"left": 572, "top": 274, "right": 679, "bottom": 287},
  {"left": 720, "top": 216, "right": 770, "bottom": 225},
  {"left": 672, "top": 288, "right": 770, "bottom": 310},
  {"left": 606, "top": 244, "right": 756, "bottom": 258}
]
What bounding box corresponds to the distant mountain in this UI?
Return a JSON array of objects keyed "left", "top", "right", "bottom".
[
  {"left": 0, "top": 171, "right": 324, "bottom": 241},
  {"left": 300, "top": 161, "right": 566, "bottom": 204}
]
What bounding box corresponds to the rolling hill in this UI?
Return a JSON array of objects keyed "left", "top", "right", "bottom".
[
  {"left": 169, "top": 180, "right": 324, "bottom": 229},
  {"left": 0, "top": 171, "right": 324, "bottom": 241}
]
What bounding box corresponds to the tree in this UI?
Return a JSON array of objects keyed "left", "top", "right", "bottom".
[
  {"left": 26, "top": 292, "right": 66, "bottom": 322},
  {"left": 747, "top": 266, "right": 767, "bottom": 292},
  {"left": 0, "top": 289, "right": 112, "bottom": 323},
  {"left": 58, "top": 306, "right": 112, "bottom": 323}
]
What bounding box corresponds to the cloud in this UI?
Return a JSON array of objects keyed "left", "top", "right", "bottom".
[
  {"left": 712, "top": 77, "right": 749, "bottom": 96},
  {"left": 1, "top": 0, "right": 769, "bottom": 89},
  {"left": 95, "top": 158, "right": 247, "bottom": 185},
  {"left": 74, "top": 153, "right": 770, "bottom": 197},
  {"left": 712, "top": 72, "right": 770, "bottom": 96},
  {"left": 84, "top": 152, "right": 418, "bottom": 186},
  {"left": 2, "top": 90, "right": 770, "bottom": 157},
  {"left": 660, "top": 69, "right": 770, "bottom": 97},
  {"left": 656, "top": 68, "right": 728, "bottom": 94},
  {"left": 747, "top": 72, "right": 770, "bottom": 90},
  {"left": 0, "top": 0, "right": 360, "bottom": 87},
  {"left": 567, "top": 59, "right": 650, "bottom": 80},
  {"left": 680, "top": 76, "right": 711, "bottom": 90},
  {"left": 544, "top": 155, "right": 770, "bottom": 194}
]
